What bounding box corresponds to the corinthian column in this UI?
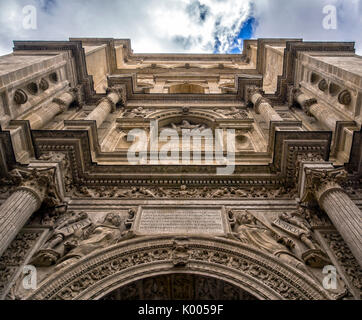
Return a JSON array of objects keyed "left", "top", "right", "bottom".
[
  {"left": 25, "top": 90, "right": 76, "bottom": 130},
  {"left": 294, "top": 90, "right": 342, "bottom": 131},
  {"left": 249, "top": 88, "right": 283, "bottom": 124},
  {"left": 303, "top": 167, "right": 362, "bottom": 266},
  {"left": 85, "top": 85, "right": 126, "bottom": 128},
  {"left": 0, "top": 168, "right": 55, "bottom": 256}
]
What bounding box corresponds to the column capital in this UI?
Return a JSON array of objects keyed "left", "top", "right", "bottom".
[
  {"left": 294, "top": 89, "right": 317, "bottom": 112},
  {"left": 302, "top": 167, "right": 348, "bottom": 203},
  {"left": 245, "top": 85, "right": 263, "bottom": 104},
  {"left": 9, "top": 167, "right": 60, "bottom": 210},
  {"left": 52, "top": 90, "right": 77, "bottom": 112},
  {"left": 106, "top": 84, "right": 127, "bottom": 107}
]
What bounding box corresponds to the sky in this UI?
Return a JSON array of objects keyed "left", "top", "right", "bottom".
[{"left": 0, "top": 0, "right": 361, "bottom": 56}]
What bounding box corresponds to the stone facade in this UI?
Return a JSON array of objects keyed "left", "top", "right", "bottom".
[{"left": 0, "top": 38, "right": 361, "bottom": 300}]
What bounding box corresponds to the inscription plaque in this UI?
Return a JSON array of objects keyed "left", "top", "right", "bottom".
[{"left": 135, "top": 207, "right": 227, "bottom": 235}]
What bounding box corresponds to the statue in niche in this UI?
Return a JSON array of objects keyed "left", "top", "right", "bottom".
[
  {"left": 272, "top": 205, "right": 331, "bottom": 268},
  {"left": 230, "top": 210, "right": 312, "bottom": 275}
]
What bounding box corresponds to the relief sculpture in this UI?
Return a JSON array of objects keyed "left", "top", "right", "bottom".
[
  {"left": 272, "top": 205, "right": 331, "bottom": 268},
  {"left": 229, "top": 210, "right": 312, "bottom": 277},
  {"left": 31, "top": 209, "right": 136, "bottom": 269}
]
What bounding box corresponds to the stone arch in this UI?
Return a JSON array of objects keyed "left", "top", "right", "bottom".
[{"left": 26, "top": 236, "right": 332, "bottom": 300}]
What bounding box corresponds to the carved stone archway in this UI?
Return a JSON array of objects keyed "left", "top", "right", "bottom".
[{"left": 26, "top": 236, "right": 332, "bottom": 300}]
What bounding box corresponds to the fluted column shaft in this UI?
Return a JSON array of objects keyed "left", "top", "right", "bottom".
[
  {"left": 309, "top": 104, "right": 341, "bottom": 131},
  {"left": 251, "top": 92, "right": 283, "bottom": 123},
  {"left": 0, "top": 187, "right": 42, "bottom": 256},
  {"left": 25, "top": 91, "right": 75, "bottom": 129},
  {"left": 85, "top": 91, "right": 121, "bottom": 128},
  {"left": 316, "top": 184, "right": 362, "bottom": 266}
]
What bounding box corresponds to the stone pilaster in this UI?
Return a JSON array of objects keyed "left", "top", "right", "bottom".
[
  {"left": 0, "top": 168, "right": 56, "bottom": 257},
  {"left": 25, "top": 90, "right": 76, "bottom": 130},
  {"left": 248, "top": 87, "right": 283, "bottom": 124},
  {"left": 85, "top": 85, "right": 126, "bottom": 128},
  {"left": 303, "top": 167, "right": 362, "bottom": 266}
]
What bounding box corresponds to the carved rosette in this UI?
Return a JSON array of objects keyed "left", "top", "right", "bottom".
[
  {"left": 338, "top": 90, "right": 352, "bottom": 106},
  {"left": 13, "top": 89, "right": 28, "bottom": 105},
  {"left": 39, "top": 78, "right": 49, "bottom": 91}
]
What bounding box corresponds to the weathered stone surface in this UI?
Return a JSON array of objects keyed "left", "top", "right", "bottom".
[{"left": 0, "top": 37, "right": 361, "bottom": 301}]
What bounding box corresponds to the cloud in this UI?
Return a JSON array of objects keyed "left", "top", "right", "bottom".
[
  {"left": 252, "top": 0, "right": 362, "bottom": 55},
  {"left": 0, "top": 0, "right": 360, "bottom": 56}
]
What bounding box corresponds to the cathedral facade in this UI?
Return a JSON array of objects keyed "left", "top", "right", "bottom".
[{"left": 0, "top": 38, "right": 361, "bottom": 300}]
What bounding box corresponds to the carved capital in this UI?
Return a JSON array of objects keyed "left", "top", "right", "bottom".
[
  {"left": 303, "top": 167, "right": 348, "bottom": 203},
  {"left": 245, "top": 85, "right": 263, "bottom": 104},
  {"left": 52, "top": 90, "right": 77, "bottom": 112},
  {"left": 107, "top": 84, "right": 127, "bottom": 107},
  {"left": 294, "top": 89, "right": 317, "bottom": 112},
  {"left": 11, "top": 167, "right": 61, "bottom": 209}
]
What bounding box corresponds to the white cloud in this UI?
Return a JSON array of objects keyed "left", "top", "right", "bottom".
[
  {"left": 252, "top": 0, "right": 362, "bottom": 55},
  {"left": 0, "top": 0, "right": 360, "bottom": 56}
]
